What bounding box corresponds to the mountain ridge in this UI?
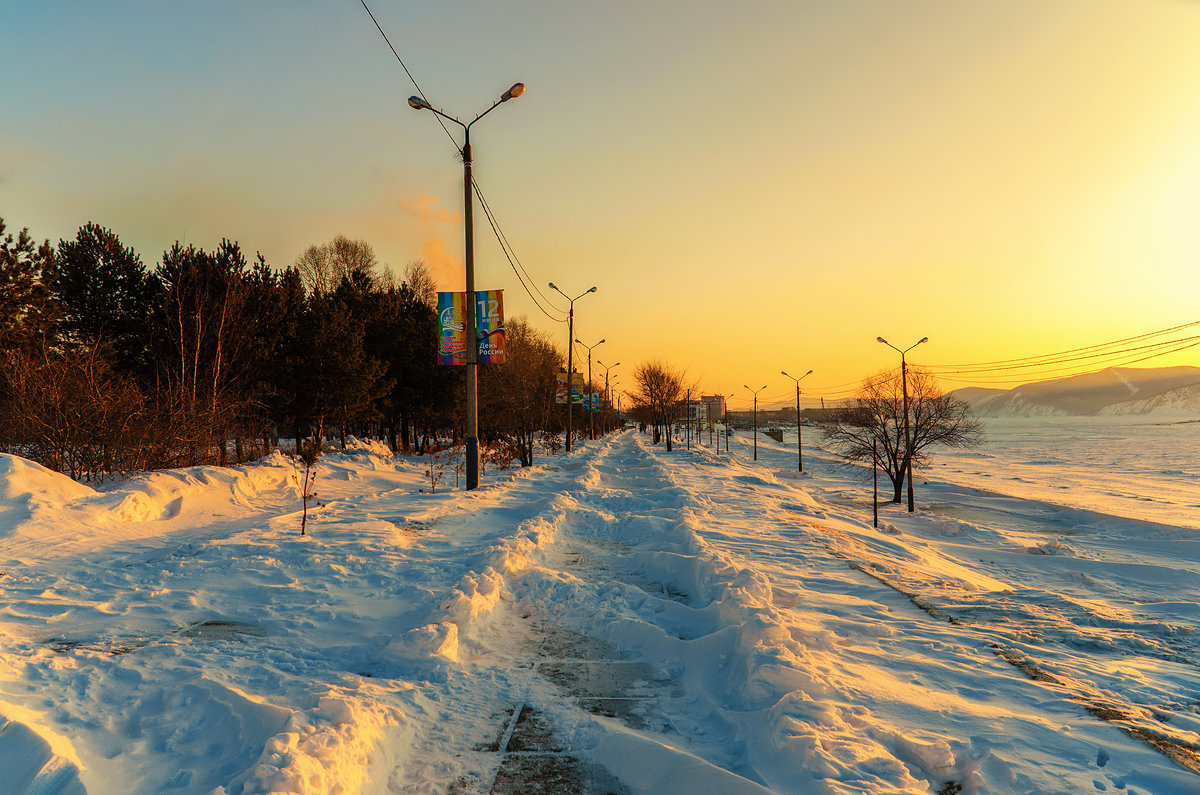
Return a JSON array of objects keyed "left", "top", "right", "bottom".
[{"left": 947, "top": 366, "right": 1200, "bottom": 417}]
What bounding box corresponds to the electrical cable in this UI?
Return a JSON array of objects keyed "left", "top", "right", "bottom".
[
  {"left": 924, "top": 319, "right": 1200, "bottom": 371},
  {"left": 358, "top": 0, "right": 570, "bottom": 333},
  {"left": 357, "top": 0, "right": 459, "bottom": 152},
  {"left": 472, "top": 180, "right": 567, "bottom": 323},
  {"left": 472, "top": 179, "right": 566, "bottom": 316},
  {"left": 934, "top": 337, "right": 1200, "bottom": 386},
  {"left": 927, "top": 335, "right": 1200, "bottom": 375}
]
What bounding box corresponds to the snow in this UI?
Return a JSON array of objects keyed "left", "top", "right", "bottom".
[{"left": 1, "top": 426, "right": 1198, "bottom": 794}]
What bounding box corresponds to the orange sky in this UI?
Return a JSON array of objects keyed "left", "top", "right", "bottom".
[{"left": 4, "top": 0, "right": 1199, "bottom": 409}]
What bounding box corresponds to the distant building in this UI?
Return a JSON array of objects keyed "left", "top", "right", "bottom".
[{"left": 699, "top": 394, "right": 727, "bottom": 422}]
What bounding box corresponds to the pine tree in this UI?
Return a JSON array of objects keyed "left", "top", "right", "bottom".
[
  {"left": 52, "top": 222, "right": 156, "bottom": 373},
  {"left": 0, "top": 217, "right": 55, "bottom": 353}
]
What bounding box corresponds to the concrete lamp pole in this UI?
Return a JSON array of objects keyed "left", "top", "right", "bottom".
[
  {"left": 877, "top": 335, "right": 927, "bottom": 512},
  {"left": 723, "top": 393, "right": 734, "bottom": 453},
  {"left": 408, "top": 82, "right": 525, "bottom": 490},
  {"left": 596, "top": 360, "right": 619, "bottom": 435},
  {"left": 549, "top": 283, "right": 597, "bottom": 452},
  {"left": 744, "top": 384, "right": 767, "bottom": 461},
  {"left": 575, "top": 338, "right": 605, "bottom": 440},
  {"left": 781, "top": 369, "right": 813, "bottom": 472}
]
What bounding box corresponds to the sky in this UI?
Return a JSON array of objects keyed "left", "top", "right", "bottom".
[{"left": 4, "top": 0, "right": 1200, "bottom": 409}]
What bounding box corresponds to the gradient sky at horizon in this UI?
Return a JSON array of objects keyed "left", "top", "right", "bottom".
[{"left": 4, "top": 0, "right": 1200, "bottom": 409}]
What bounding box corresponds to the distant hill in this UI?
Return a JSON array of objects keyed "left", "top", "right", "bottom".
[{"left": 948, "top": 366, "right": 1200, "bottom": 417}]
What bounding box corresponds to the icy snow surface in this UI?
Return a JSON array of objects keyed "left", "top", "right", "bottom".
[{"left": 1, "top": 427, "right": 1199, "bottom": 794}]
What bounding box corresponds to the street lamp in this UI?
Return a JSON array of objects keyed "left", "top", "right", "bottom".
[
  {"left": 596, "top": 360, "right": 620, "bottom": 435},
  {"left": 877, "top": 335, "right": 927, "bottom": 512},
  {"left": 744, "top": 384, "right": 767, "bottom": 461},
  {"left": 575, "top": 338, "right": 605, "bottom": 440},
  {"left": 721, "top": 393, "right": 734, "bottom": 454},
  {"left": 781, "top": 369, "right": 813, "bottom": 473},
  {"left": 549, "top": 283, "right": 597, "bottom": 452},
  {"left": 408, "top": 82, "right": 524, "bottom": 490}
]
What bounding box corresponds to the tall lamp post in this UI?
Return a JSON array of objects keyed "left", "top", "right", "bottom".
[
  {"left": 781, "top": 369, "right": 813, "bottom": 473},
  {"left": 409, "top": 82, "right": 525, "bottom": 490},
  {"left": 596, "top": 360, "right": 619, "bottom": 434},
  {"left": 575, "top": 337, "right": 605, "bottom": 440},
  {"left": 877, "top": 336, "right": 927, "bottom": 512},
  {"left": 549, "top": 283, "right": 597, "bottom": 452},
  {"left": 723, "top": 393, "right": 734, "bottom": 453},
  {"left": 744, "top": 384, "right": 767, "bottom": 461}
]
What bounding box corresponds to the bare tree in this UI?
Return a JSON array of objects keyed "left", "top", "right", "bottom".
[
  {"left": 479, "top": 317, "right": 563, "bottom": 466},
  {"left": 403, "top": 259, "right": 438, "bottom": 309},
  {"left": 629, "top": 360, "right": 689, "bottom": 451},
  {"left": 817, "top": 367, "right": 982, "bottom": 504},
  {"left": 295, "top": 235, "right": 378, "bottom": 296}
]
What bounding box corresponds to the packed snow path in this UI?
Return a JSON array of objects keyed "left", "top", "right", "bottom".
[{"left": 1, "top": 430, "right": 1199, "bottom": 793}]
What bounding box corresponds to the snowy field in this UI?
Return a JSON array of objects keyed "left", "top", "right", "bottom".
[{"left": 1, "top": 423, "right": 1199, "bottom": 794}]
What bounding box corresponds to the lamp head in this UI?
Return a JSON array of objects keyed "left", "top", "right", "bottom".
[
  {"left": 598, "top": 339, "right": 605, "bottom": 345},
  {"left": 408, "top": 95, "right": 431, "bottom": 110},
  {"left": 918, "top": 336, "right": 929, "bottom": 345},
  {"left": 588, "top": 286, "right": 597, "bottom": 293},
  {"left": 876, "top": 336, "right": 888, "bottom": 344},
  {"left": 574, "top": 339, "right": 582, "bottom": 344},
  {"left": 805, "top": 369, "right": 813, "bottom": 376},
  {"left": 548, "top": 282, "right": 557, "bottom": 290},
  {"left": 781, "top": 371, "right": 789, "bottom": 377},
  {"left": 501, "top": 82, "right": 526, "bottom": 102}
]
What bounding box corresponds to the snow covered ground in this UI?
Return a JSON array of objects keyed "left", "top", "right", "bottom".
[{"left": 1, "top": 424, "right": 1198, "bottom": 794}]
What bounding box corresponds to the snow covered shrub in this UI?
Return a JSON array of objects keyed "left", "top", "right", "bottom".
[
  {"left": 481, "top": 440, "right": 517, "bottom": 473},
  {"left": 540, "top": 430, "right": 562, "bottom": 455},
  {"left": 422, "top": 448, "right": 445, "bottom": 494},
  {"left": 297, "top": 437, "right": 322, "bottom": 535}
]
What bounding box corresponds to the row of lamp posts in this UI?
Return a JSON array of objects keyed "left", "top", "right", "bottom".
[{"left": 405, "top": 79, "right": 926, "bottom": 517}]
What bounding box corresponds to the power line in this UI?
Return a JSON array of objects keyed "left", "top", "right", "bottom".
[
  {"left": 934, "top": 337, "right": 1200, "bottom": 386},
  {"left": 358, "top": 1, "right": 565, "bottom": 331},
  {"left": 471, "top": 179, "right": 567, "bottom": 322},
  {"left": 927, "top": 334, "right": 1200, "bottom": 376},
  {"left": 471, "top": 179, "right": 567, "bottom": 323},
  {"left": 924, "top": 319, "right": 1200, "bottom": 371},
  {"left": 357, "top": 0, "right": 459, "bottom": 152}
]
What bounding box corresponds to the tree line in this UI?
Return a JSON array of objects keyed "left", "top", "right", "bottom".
[{"left": 0, "top": 216, "right": 619, "bottom": 480}]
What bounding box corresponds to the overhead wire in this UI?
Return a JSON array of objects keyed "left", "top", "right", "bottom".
[
  {"left": 472, "top": 179, "right": 565, "bottom": 317},
  {"left": 924, "top": 318, "right": 1200, "bottom": 370},
  {"left": 925, "top": 334, "right": 1200, "bottom": 376},
  {"left": 358, "top": 0, "right": 459, "bottom": 152},
  {"left": 358, "top": 0, "right": 567, "bottom": 330},
  {"left": 471, "top": 179, "right": 567, "bottom": 322}
]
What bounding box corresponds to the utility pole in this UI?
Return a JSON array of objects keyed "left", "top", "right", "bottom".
[
  {"left": 744, "top": 385, "right": 767, "bottom": 461},
  {"left": 873, "top": 438, "right": 878, "bottom": 528},
  {"left": 576, "top": 338, "right": 604, "bottom": 440},
  {"left": 550, "top": 284, "right": 597, "bottom": 452},
  {"left": 408, "top": 82, "right": 525, "bottom": 490},
  {"left": 782, "top": 369, "right": 813, "bottom": 473},
  {"left": 878, "top": 336, "right": 927, "bottom": 512}
]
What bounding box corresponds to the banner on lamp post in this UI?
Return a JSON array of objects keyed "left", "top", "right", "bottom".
[
  {"left": 437, "top": 292, "right": 467, "bottom": 365},
  {"left": 476, "top": 289, "right": 506, "bottom": 365},
  {"left": 438, "top": 290, "right": 506, "bottom": 365},
  {"left": 556, "top": 372, "right": 584, "bottom": 404}
]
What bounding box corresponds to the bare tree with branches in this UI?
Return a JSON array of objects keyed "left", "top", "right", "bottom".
[
  {"left": 817, "top": 367, "right": 982, "bottom": 505},
  {"left": 403, "top": 259, "right": 438, "bottom": 309},
  {"left": 479, "top": 318, "right": 562, "bottom": 466},
  {"left": 295, "top": 235, "right": 378, "bottom": 296},
  {"left": 629, "top": 360, "right": 690, "bottom": 451}
]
